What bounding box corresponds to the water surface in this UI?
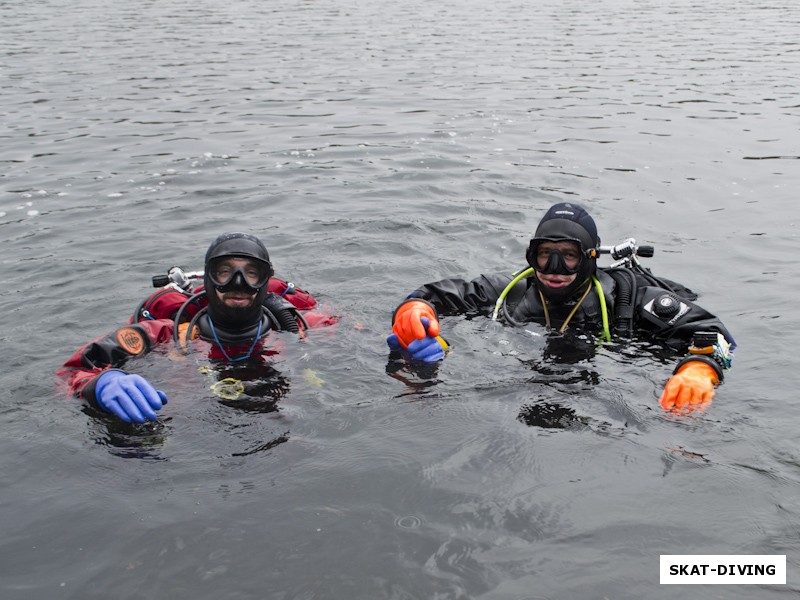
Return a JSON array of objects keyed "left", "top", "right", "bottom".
[{"left": 2, "top": 0, "right": 799, "bottom": 598}]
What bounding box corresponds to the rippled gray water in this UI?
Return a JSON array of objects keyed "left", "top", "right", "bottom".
[{"left": 2, "top": 0, "right": 799, "bottom": 598}]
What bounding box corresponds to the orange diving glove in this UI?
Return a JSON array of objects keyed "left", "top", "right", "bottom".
[
  {"left": 390, "top": 300, "right": 440, "bottom": 349},
  {"left": 659, "top": 360, "right": 719, "bottom": 414}
]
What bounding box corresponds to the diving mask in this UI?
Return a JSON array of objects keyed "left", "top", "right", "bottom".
[
  {"left": 207, "top": 256, "right": 272, "bottom": 292},
  {"left": 526, "top": 239, "right": 589, "bottom": 276}
]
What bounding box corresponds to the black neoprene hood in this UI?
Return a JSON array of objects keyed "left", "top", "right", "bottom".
[
  {"left": 204, "top": 232, "right": 273, "bottom": 270},
  {"left": 532, "top": 202, "right": 600, "bottom": 251},
  {"left": 201, "top": 232, "right": 274, "bottom": 333},
  {"left": 526, "top": 202, "right": 601, "bottom": 301}
]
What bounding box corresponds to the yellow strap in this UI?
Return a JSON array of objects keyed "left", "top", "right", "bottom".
[
  {"left": 538, "top": 279, "right": 593, "bottom": 334},
  {"left": 557, "top": 282, "right": 593, "bottom": 334},
  {"left": 496, "top": 268, "right": 611, "bottom": 341}
]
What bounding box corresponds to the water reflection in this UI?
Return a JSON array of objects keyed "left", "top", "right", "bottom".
[
  {"left": 517, "top": 400, "right": 591, "bottom": 431},
  {"left": 4, "top": 0, "right": 797, "bottom": 595},
  {"left": 385, "top": 349, "right": 443, "bottom": 396},
  {"left": 83, "top": 406, "right": 172, "bottom": 461},
  {"left": 209, "top": 360, "right": 291, "bottom": 413},
  {"left": 384, "top": 328, "right": 667, "bottom": 435},
  {"left": 86, "top": 359, "right": 294, "bottom": 459}
]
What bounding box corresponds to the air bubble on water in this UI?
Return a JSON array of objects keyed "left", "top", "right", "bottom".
[
  {"left": 395, "top": 516, "right": 421, "bottom": 529},
  {"left": 204, "top": 152, "right": 213, "bottom": 158},
  {"left": 0, "top": 212, "right": 6, "bottom": 218},
  {"left": 27, "top": 210, "right": 39, "bottom": 216},
  {"left": 108, "top": 192, "right": 122, "bottom": 197}
]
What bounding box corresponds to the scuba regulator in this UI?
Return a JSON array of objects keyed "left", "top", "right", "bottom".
[{"left": 151, "top": 266, "right": 203, "bottom": 291}]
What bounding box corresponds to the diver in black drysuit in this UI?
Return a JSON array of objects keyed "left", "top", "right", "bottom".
[{"left": 386, "top": 202, "right": 735, "bottom": 414}]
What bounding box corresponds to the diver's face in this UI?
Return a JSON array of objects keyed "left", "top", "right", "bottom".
[
  {"left": 534, "top": 241, "right": 580, "bottom": 290},
  {"left": 212, "top": 257, "right": 259, "bottom": 308}
]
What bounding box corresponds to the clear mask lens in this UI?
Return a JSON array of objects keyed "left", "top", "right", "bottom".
[
  {"left": 537, "top": 248, "right": 580, "bottom": 275},
  {"left": 208, "top": 258, "right": 270, "bottom": 291},
  {"left": 528, "top": 238, "right": 585, "bottom": 275}
]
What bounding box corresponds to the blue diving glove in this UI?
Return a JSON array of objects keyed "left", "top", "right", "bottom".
[
  {"left": 95, "top": 371, "right": 168, "bottom": 424},
  {"left": 387, "top": 317, "right": 447, "bottom": 362}
]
